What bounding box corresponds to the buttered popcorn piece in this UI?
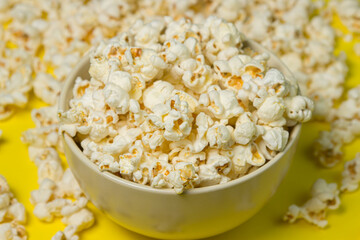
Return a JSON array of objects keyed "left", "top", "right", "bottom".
[
  {"left": 284, "top": 179, "right": 340, "bottom": 228},
  {"left": 59, "top": 16, "right": 311, "bottom": 193}
]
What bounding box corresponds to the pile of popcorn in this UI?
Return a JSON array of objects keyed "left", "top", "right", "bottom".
[
  {"left": 0, "top": 175, "right": 27, "bottom": 240},
  {"left": 315, "top": 86, "right": 360, "bottom": 168},
  {"left": 59, "top": 16, "right": 314, "bottom": 194},
  {"left": 0, "top": 0, "right": 358, "bottom": 237}
]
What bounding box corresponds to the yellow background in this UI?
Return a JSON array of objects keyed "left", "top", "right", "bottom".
[{"left": 0, "top": 16, "right": 360, "bottom": 240}]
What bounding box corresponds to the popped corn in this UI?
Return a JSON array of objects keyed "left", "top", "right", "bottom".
[
  {"left": 354, "top": 43, "right": 360, "bottom": 57},
  {"left": 329, "top": 0, "right": 360, "bottom": 34},
  {"left": 284, "top": 179, "right": 340, "bottom": 228},
  {"left": 0, "top": 175, "right": 27, "bottom": 240},
  {"left": 60, "top": 16, "right": 313, "bottom": 194},
  {"left": 314, "top": 86, "right": 360, "bottom": 167},
  {"left": 21, "top": 106, "right": 94, "bottom": 238},
  {"left": 0, "top": 0, "right": 354, "bottom": 236},
  {"left": 341, "top": 153, "right": 360, "bottom": 192}
]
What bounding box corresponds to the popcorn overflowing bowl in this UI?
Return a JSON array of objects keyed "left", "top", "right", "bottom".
[{"left": 59, "top": 17, "right": 309, "bottom": 239}]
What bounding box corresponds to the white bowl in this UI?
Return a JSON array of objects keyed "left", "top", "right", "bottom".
[{"left": 59, "top": 40, "right": 301, "bottom": 239}]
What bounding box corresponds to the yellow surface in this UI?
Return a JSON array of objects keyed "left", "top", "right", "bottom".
[{"left": 1, "top": 18, "right": 360, "bottom": 240}]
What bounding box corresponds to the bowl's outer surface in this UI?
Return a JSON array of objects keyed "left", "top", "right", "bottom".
[{"left": 60, "top": 40, "right": 301, "bottom": 239}]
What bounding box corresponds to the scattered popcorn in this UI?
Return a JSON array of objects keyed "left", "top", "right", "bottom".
[
  {"left": 0, "top": 175, "right": 27, "bottom": 239},
  {"left": 284, "top": 179, "right": 340, "bottom": 228},
  {"left": 29, "top": 168, "right": 94, "bottom": 237},
  {"left": 0, "top": 0, "right": 355, "bottom": 236},
  {"left": 60, "top": 16, "right": 312, "bottom": 194},
  {"left": 21, "top": 106, "right": 63, "bottom": 152},
  {"left": 354, "top": 43, "right": 360, "bottom": 57},
  {"left": 341, "top": 153, "right": 360, "bottom": 192},
  {"left": 315, "top": 86, "right": 360, "bottom": 167}
]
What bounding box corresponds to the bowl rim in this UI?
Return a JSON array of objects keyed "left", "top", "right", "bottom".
[{"left": 59, "top": 39, "right": 302, "bottom": 196}]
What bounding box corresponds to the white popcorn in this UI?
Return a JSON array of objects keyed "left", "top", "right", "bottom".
[
  {"left": 231, "top": 145, "right": 253, "bottom": 175},
  {"left": 341, "top": 154, "right": 360, "bottom": 192},
  {"left": 206, "top": 123, "right": 234, "bottom": 150},
  {"left": 59, "top": 16, "right": 310, "bottom": 194},
  {"left": 0, "top": 1, "right": 356, "bottom": 237},
  {"left": 167, "top": 162, "right": 199, "bottom": 194},
  {"left": 37, "top": 159, "right": 64, "bottom": 183},
  {"left": 30, "top": 179, "right": 56, "bottom": 205},
  {"left": 103, "top": 82, "right": 130, "bottom": 114},
  {"left": 188, "top": 112, "right": 214, "bottom": 153},
  {"left": 0, "top": 222, "right": 27, "bottom": 240},
  {"left": 314, "top": 86, "right": 360, "bottom": 167},
  {"left": 329, "top": 0, "right": 360, "bottom": 34},
  {"left": 57, "top": 169, "right": 83, "bottom": 199},
  {"left": 22, "top": 125, "right": 63, "bottom": 152},
  {"left": 355, "top": 43, "right": 360, "bottom": 57},
  {"left": 119, "top": 140, "right": 143, "bottom": 176},
  {"left": 62, "top": 208, "right": 94, "bottom": 232},
  {"left": 204, "top": 16, "right": 244, "bottom": 63},
  {"left": 148, "top": 94, "right": 193, "bottom": 142},
  {"left": 233, "top": 113, "right": 259, "bottom": 145},
  {"left": 33, "top": 73, "right": 62, "bottom": 105},
  {"left": 285, "top": 96, "right": 314, "bottom": 123},
  {"left": 143, "top": 80, "right": 174, "bottom": 110},
  {"left": 203, "top": 85, "right": 244, "bottom": 119},
  {"left": 0, "top": 175, "right": 27, "bottom": 239},
  {"left": 256, "top": 96, "right": 286, "bottom": 127},
  {"left": 206, "top": 149, "right": 232, "bottom": 175},
  {"left": 0, "top": 49, "right": 32, "bottom": 120},
  {"left": 262, "top": 127, "right": 289, "bottom": 152},
  {"left": 284, "top": 179, "right": 340, "bottom": 228}
]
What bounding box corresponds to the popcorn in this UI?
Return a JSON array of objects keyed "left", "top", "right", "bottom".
[
  {"left": 341, "top": 154, "right": 360, "bottom": 192},
  {"left": 180, "top": 55, "right": 214, "bottom": 94},
  {"left": 233, "top": 112, "right": 259, "bottom": 145},
  {"left": 143, "top": 80, "right": 175, "bottom": 110},
  {"left": 206, "top": 123, "right": 234, "bottom": 150},
  {"left": 61, "top": 208, "right": 94, "bottom": 232},
  {"left": 23, "top": 106, "right": 94, "bottom": 237},
  {"left": 2, "top": 0, "right": 357, "bottom": 236},
  {"left": 262, "top": 127, "right": 289, "bottom": 152},
  {"left": 119, "top": 140, "right": 144, "bottom": 176},
  {"left": 202, "top": 85, "right": 244, "bottom": 119},
  {"left": 285, "top": 96, "right": 314, "bottom": 123},
  {"left": 355, "top": 43, "right": 360, "bottom": 57},
  {"left": 284, "top": 179, "right": 340, "bottom": 228},
  {"left": 329, "top": 0, "right": 360, "bottom": 34},
  {"left": 314, "top": 86, "right": 360, "bottom": 167},
  {"left": 0, "top": 49, "right": 33, "bottom": 120},
  {"left": 167, "top": 162, "right": 199, "bottom": 194},
  {"left": 0, "top": 175, "right": 27, "bottom": 239},
  {"left": 0, "top": 222, "right": 27, "bottom": 240},
  {"left": 31, "top": 170, "right": 94, "bottom": 233},
  {"left": 60, "top": 16, "right": 311, "bottom": 194},
  {"left": 256, "top": 96, "right": 286, "bottom": 127}
]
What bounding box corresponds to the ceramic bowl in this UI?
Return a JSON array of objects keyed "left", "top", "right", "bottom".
[{"left": 59, "top": 40, "right": 301, "bottom": 239}]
